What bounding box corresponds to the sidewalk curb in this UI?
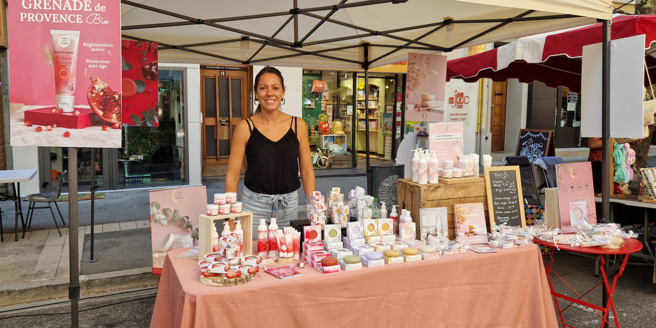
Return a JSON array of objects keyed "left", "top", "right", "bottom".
[{"left": 0, "top": 267, "right": 156, "bottom": 307}]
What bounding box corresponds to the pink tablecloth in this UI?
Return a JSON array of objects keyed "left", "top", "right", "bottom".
[{"left": 151, "top": 245, "right": 557, "bottom": 328}]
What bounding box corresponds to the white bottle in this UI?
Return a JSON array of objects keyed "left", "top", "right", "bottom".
[
  {"left": 268, "top": 218, "right": 278, "bottom": 256},
  {"left": 429, "top": 150, "right": 439, "bottom": 184},
  {"left": 399, "top": 209, "right": 406, "bottom": 223},
  {"left": 257, "top": 219, "right": 268, "bottom": 256},
  {"left": 380, "top": 201, "right": 388, "bottom": 219},
  {"left": 418, "top": 150, "right": 428, "bottom": 185},
  {"left": 390, "top": 205, "right": 399, "bottom": 234},
  {"left": 411, "top": 149, "right": 420, "bottom": 182},
  {"left": 212, "top": 228, "right": 219, "bottom": 252},
  {"left": 405, "top": 210, "right": 413, "bottom": 224},
  {"left": 234, "top": 220, "right": 244, "bottom": 257},
  {"left": 221, "top": 220, "right": 230, "bottom": 237}
]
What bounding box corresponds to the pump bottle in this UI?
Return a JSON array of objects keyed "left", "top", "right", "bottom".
[
  {"left": 221, "top": 220, "right": 230, "bottom": 237},
  {"left": 429, "top": 150, "right": 439, "bottom": 184},
  {"left": 234, "top": 220, "right": 244, "bottom": 257},
  {"left": 390, "top": 205, "right": 399, "bottom": 234},
  {"left": 257, "top": 219, "right": 268, "bottom": 256},
  {"left": 418, "top": 150, "right": 428, "bottom": 185},
  {"left": 268, "top": 218, "right": 278, "bottom": 256},
  {"left": 380, "top": 201, "right": 388, "bottom": 219},
  {"left": 212, "top": 228, "right": 219, "bottom": 252},
  {"left": 411, "top": 149, "right": 420, "bottom": 182}
]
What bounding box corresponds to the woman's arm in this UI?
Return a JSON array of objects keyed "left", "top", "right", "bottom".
[
  {"left": 296, "top": 118, "right": 316, "bottom": 197},
  {"left": 587, "top": 137, "right": 603, "bottom": 149},
  {"left": 225, "top": 120, "right": 250, "bottom": 193}
]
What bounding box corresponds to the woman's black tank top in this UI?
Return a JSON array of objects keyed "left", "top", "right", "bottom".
[{"left": 244, "top": 117, "right": 301, "bottom": 195}]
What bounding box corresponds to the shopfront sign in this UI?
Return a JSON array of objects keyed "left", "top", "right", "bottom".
[{"left": 8, "top": 0, "right": 122, "bottom": 148}]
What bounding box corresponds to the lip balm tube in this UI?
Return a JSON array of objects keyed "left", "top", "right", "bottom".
[{"left": 50, "top": 30, "right": 80, "bottom": 113}]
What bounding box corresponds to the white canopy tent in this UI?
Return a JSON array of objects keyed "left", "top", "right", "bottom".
[{"left": 121, "top": 0, "right": 612, "bottom": 69}]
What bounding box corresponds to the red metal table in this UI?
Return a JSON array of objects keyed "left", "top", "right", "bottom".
[{"left": 533, "top": 237, "right": 642, "bottom": 328}]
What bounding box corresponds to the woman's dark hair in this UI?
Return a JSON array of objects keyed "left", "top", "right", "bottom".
[{"left": 254, "top": 66, "right": 285, "bottom": 114}]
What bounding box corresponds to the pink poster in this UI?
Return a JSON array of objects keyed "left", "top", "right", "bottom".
[
  {"left": 8, "top": 1, "right": 122, "bottom": 148},
  {"left": 555, "top": 162, "right": 597, "bottom": 233},
  {"left": 149, "top": 186, "right": 207, "bottom": 269},
  {"left": 429, "top": 122, "right": 464, "bottom": 168},
  {"left": 405, "top": 53, "right": 447, "bottom": 122},
  {"left": 453, "top": 203, "right": 488, "bottom": 245}
]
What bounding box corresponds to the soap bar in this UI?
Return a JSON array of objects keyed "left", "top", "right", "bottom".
[
  {"left": 401, "top": 247, "right": 418, "bottom": 256},
  {"left": 321, "top": 257, "right": 338, "bottom": 267},
  {"left": 343, "top": 255, "right": 361, "bottom": 264},
  {"left": 419, "top": 246, "right": 436, "bottom": 254},
  {"left": 365, "top": 251, "right": 383, "bottom": 261},
  {"left": 383, "top": 249, "right": 400, "bottom": 258}
]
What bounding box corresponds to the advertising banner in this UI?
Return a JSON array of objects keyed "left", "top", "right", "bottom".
[
  {"left": 8, "top": 0, "right": 122, "bottom": 147},
  {"left": 429, "top": 122, "right": 464, "bottom": 168},
  {"left": 405, "top": 53, "right": 447, "bottom": 122},
  {"left": 121, "top": 40, "right": 159, "bottom": 127}
]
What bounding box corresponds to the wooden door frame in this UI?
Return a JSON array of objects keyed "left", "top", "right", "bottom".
[
  {"left": 200, "top": 66, "right": 252, "bottom": 169},
  {"left": 490, "top": 81, "right": 508, "bottom": 151}
]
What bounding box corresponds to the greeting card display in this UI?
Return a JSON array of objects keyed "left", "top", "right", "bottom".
[
  {"left": 555, "top": 162, "right": 597, "bottom": 233},
  {"left": 453, "top": 203, "right": 488, "bottom": 245}
]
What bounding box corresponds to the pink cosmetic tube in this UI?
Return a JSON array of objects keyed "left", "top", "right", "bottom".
[
  {"left": 285, "top": 234, "right": 293, "bottom": 258},
  {"left": 293, "top": 232, "right": 300, "bottom": 260},
  {"left": 50, "top": 30, "right": 80, "bottom": 112}
]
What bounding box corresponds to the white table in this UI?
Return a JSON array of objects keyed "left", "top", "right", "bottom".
[{"left": 0, "top": 169, "right": 37, "bottom": 241}]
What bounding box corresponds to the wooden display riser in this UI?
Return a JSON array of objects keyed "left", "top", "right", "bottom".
[
  {"left": 198, "top": 212, "right": 253, "bottom": 258},
  {"left": 397, "top": 178, "right": 488, "bottom": 240}
]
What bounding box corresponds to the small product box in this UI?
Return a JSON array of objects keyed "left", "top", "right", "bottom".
[
  {"left": 304, "top": 225, "right": 322, "bottom": 243},
  {"left": 403, "top": 240, "right": 426, "bottom": 248},
  {"left": 365, "top": 235, "right": 382, "bottom": 244},
  {"left": 362, "top": 219, "right": 378, "bottom": 237},
  {"left": 330, "top": 248, "right": 353, "bottom": 260},
  {"left": 304, "top": 241, "right": 325, "bottom": 253},
  {"left": 352, "top": 245, "right": 374, "bottom": 256},
  {"left": 347, "top": 221, "right": 365, "bottom": 240},
  {"left": 362, "top": 257, "right": 385, "bottom": 267},
  {"left": 343, "top": 236, "right": 365, "bottom": 247},
  {"left": 380, "top": 234, "right": 397, "bottom": 243},
  {"left": 372, "top": 243, "right": 392, "bottom": 252},
  {"left": 339, "top": 261, "right": 363, "bottom": 271},
  {"left": 398, "top": 222, "right": 416, "bottom": 242},
  {"left": 324, "top": 224, "right": 342, "bottom": 242},
  {"left": 403, "top": 254, "right": 422, "bottom": 262},
  {"left": 420, "top": 252, "right": 440, "bottom": 260},
  {"left": 384, "top": 256, "right": 404, "bottom": 264},
  {"left": 310, "top": 250, "right": 332, "bottom": 263},
  {"left": 320, "top": 265, "right": 341, "bottom": 274},
  {"left": 324, "top": 241, "right": 344, "bottom": 250},
  {"left": 377, "top": 219, "right": 394, "bottom": 235},
  {"left": 387, "top": 242, "right": 406, "bottom": 250}
]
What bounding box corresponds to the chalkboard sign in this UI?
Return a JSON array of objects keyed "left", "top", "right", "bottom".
[
  {"left": 484, "top": 166, "right": 526, "bottom": 228},
  {"left": 504, "top": 156, "right": 541, "bottom": 206},
  {"left": 515, "top": 129, "right": 554, "bottom": 163}
]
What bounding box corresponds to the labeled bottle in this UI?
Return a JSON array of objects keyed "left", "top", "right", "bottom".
[
  {"left": 372, "top": 198, "right": 381, "bottom": 218},
  {"left": 429, "top": 150, "right": 439, "bottom": 184},
  {"left": 390, "top": 205, "right": 399, "bottom": 234},
  {"left": 268, "top": 218, "right": 278, "bottom": 256},
  {"left": 411, "top": 149, "right": 419, "bottom": 182},
  {"left": 220, "top": 220, "right": 230, "bottom": 237},
  {"left": 212, "top": 228, "right": 219, "bottom": 252},
  {"left": 418, "top": 150, "right": 428, "bottom": 185},
  {"left": 257, "top": 219, "right": 268, "bottom": 256},
  {"left": 234, "top": 220, "right": 244, "bottom": 257},
  {"left": 380, "top": 201, "right": 388, "bottom": 219}
]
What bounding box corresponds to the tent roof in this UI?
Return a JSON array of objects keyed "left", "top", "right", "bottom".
[
  {"left": 121, "top": 0, "right": 613, "bottom": 70},
  {"left": 447, "top": 15, "right": 656, "bottom": 93}
]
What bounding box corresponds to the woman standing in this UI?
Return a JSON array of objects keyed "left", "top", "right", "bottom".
[{"left": 225, "top": 66, "right": 316, "bottom": 238}]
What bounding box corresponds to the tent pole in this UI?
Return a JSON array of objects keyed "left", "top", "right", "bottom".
[
  {"left": 363, "top": 44, "right": 371, "bottom": 171},
  {"left": 600, "top": 19, "right": 611, "bottom": 325}
]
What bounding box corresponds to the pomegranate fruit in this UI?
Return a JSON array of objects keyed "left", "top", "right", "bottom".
[{"left": 87, "top": 77, "right": 121, "bottom": 124}]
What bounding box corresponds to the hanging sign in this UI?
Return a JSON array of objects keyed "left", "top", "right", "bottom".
[{"left": 8, "top": 0, "right": 122, "bottom": 148}]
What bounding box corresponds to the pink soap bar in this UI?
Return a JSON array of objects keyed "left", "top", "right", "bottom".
[{"left": 24, "top": 107, "right": 102, "bottom": 129}]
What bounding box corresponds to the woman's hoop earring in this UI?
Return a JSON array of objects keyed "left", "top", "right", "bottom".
[{"left": 282, "top": 98, "right": 286, "bottom": 105}]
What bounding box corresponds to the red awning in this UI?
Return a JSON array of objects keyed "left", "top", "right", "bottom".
[{"left": 447, "top": 15, "right": 656, "bottom": 93}]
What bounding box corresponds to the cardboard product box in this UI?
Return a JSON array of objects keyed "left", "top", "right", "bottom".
[
  {"left": 403, "top": 240, "right": 426, "bottom": 248},
  {"left": 347, "top": 221, "right": 365, "bottom": 240},
  {"left": 362, "top": 257, "right": 385, "bottom": 267},
  {"left": 310, "top": 251, "right": 332, "bottom": 263},
  {"left": 403, "top": 254, "right": 422, "bottom": 262},
  {"left": 324, "top": 241, "right": 344, "bottom": 250},
  {"left": 304, "top": 241, "right": 325, "bottom": 253},
  {"left": 330, "top": 248, "right": 353, "bottom": 260},
  {"left": 420, "top": 252, "right": 440, "bottom": 260},
  {"left": 380, "top": 234, "right": 397, "bottom": 243},
  {"left": 339, "top": 261, "right": 363, "bottom": 271},
  {"left": 398, "top": 222, "right": 416, "bottom": 242},
  {"left": 398, "top": 178, "right": 488, "bottom": 240},
  {"left": 384, "top": 256, "right": 404, "bottom": 264},
  {"left": 387, "top": 241, "right": 406, "bottom": 250},
  {"left": 320, "top": 264, "right": 341, "bottom": 274},
  {"left": 343, "top": 236, "right": 366, "bottom": 247},
  {"left": 372, "top": 243, "right": 392, "bottom": 252},
  {"left": 365, "top": 235, "right": 382, "bottom": 244},
  {"left": 352, "top": 245, "right": 374, "bottom": 256},
  {"left": 363, "top": 219, "right": 378, "bottom": 236}
]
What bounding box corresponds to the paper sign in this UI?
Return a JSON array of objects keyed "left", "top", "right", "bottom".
[
  {"left": 555, "top": 162, "right": 597, "bottom": 233},
  {"left": 429, "top": 122, "right": 464, "bottom": 168}
]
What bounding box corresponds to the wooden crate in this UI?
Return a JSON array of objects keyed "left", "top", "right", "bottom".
[
  {"left": 199, "top": 212, "right": 253, "bottom": 258},
  {"left": 330, "top": 155, "right": 351, "bottom": 168},
  {"left": 397, "top": 178, "right": 488, "bottom": 240}
]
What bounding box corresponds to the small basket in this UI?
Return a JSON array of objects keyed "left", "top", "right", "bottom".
[{"left": 200, "top": 273, "right": 256, "bottom": 287}]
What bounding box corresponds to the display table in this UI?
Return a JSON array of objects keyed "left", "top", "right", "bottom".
[
  {"left": 150, "top": 245, "right": 557, "bottom": 328},
  {"left": 533, "top": 238, "right": 643, "bottom": 328}
]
